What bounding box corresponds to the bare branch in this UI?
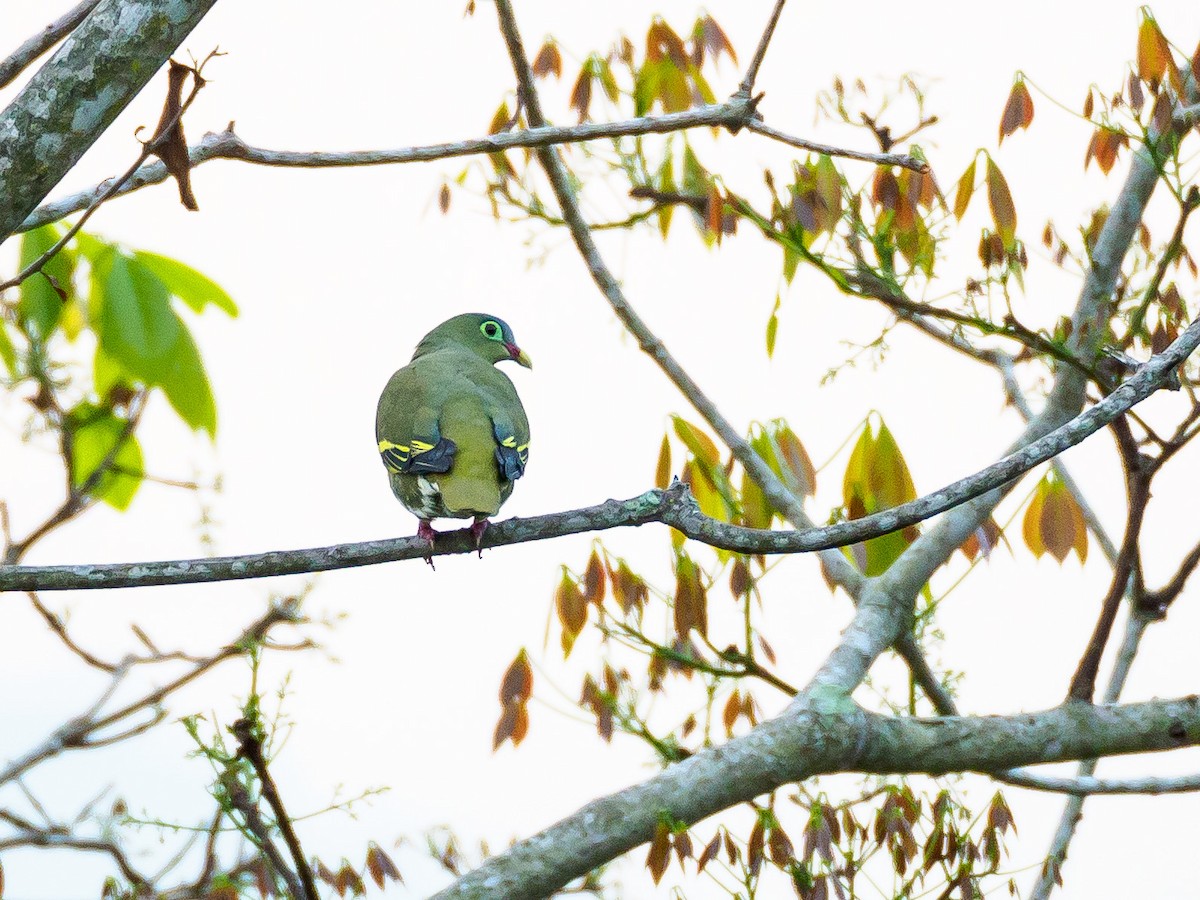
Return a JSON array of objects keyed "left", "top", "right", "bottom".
[
  {"left": 747, "top": 119, "right": 925, "bottom": 170},
  {"left": 736, "top": 0, "right": 788, "bottom": 98},
  {"left": 4, "top": 317, "right": 1198, "bottom": 594},
  {"left": 0, "top": 0, "right": 102, "bottom": 89},
  {"left": 18, "top": 108, "right": 929, "bottom": 234},
  {"left": 232, "top": 717, "right": 317, "bottom": 899},
  {"left": 999, "top": 768, "right": 1200, "bottom": 796}
]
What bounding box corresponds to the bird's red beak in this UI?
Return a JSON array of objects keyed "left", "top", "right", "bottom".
[{"left": 506, "top": 342, "right": 533, "bottom": 368}]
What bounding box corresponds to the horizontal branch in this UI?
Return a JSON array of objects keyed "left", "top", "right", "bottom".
[
  {"left": 20, "top": 103, "right": 926, "bottom": 233},
  {"left": 436, "top": 695, "right": 1200, "bottom": 898},
  {"left": 998, "top": 767, "right": 1200, "bottom": 796},
  {"left": 3, "top": 312, "right": 1198, "bottom": 594}
]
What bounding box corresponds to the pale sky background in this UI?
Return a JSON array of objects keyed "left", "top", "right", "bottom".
[{"left": 2, "top": 1, "right": 1200, "bottom": 897}]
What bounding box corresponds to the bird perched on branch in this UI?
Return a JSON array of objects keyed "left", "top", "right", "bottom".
[{"left": 376, "top": 313, "right": 531, "bottom": 558}]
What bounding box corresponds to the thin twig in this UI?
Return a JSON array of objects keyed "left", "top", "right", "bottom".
[
  {"left": 222, "top": 771, "right": 305, "bottom": 899},
  {"left": 19, "top": 104, "right": 931, "bottom": 234},
  {"left": 232, "top": 718, "right": 317, "bottom": 900},
  {"left": 736, "top": 0, "right": 788, "bottom": 98},
  {"left": 747, "top": 119, "right": 926, "bottom": 170}
]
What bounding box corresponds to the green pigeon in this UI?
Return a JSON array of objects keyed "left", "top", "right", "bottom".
[{"left": 376, "top": 313, "right": 531, "bottom": 554}]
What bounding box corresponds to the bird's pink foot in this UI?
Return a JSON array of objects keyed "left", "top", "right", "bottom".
[
  {"left": 417, "top": 520, "right": 437, "bottom": 568},
  {"left": 470, "top": 518, "right": 489, "bottom": 557}
]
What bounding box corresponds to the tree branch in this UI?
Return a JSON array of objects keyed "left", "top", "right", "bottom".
[
  {"left": 434, "top": 694, "right": 1200, "bottom": 899},
  {"left": 0, "top": 0, "right": 218, "bottom": 243},
  {"left": 999, "top": 768, "right": 1200, "bottom": 796},
  {"left": 4, "top": 312, "right": 1196, "bottom": 594},
  {"left": 18, "top": 110, "right": 927, "bottom": 234},
  {"left": 0, "top": 0, "right": 101, "bottom": 89},
  {"left": 735, "top": 0, "right": 788, "bottom": 99}
]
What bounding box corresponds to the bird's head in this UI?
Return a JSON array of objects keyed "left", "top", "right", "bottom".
[{"left": 415, "top": 313, "right": 533, "bottom": 368}]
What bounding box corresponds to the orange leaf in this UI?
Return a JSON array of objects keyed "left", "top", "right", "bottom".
[
  {"left": 555, "top": 571, "right": 587, "bottom": 655},
  {"left": 1137, "top": 14, "right": 1173, "bottom": 90},
  {"left": 722, "top": 689, "right": 741, "bottom": 737}
]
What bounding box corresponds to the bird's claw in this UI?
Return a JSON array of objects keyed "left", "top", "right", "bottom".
[
  {"left": 417, "top": 520, "right": 438, "bottom": 569},
  {"left": 470, "top": 519, "right": 489, "bottom": 558}
]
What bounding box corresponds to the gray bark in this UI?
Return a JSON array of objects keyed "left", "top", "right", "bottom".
[{"left": 0, "top": 0, "right": 218, "bottom": 243}]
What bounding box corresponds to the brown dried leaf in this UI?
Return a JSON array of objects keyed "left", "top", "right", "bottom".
[
  {"left": 499, "top": 648, "right": 532, "bottom": 704},
  {"left": 757, "top": 634, "right": 777, "bottom": 665},
  {"left": 1128, "top": 71, "right": 1145, "bottom": 113},
  {"left": 768, "top": 825, "right": 795, "bottom": 866},
  {"left": 697, "top": 832, "right": 722, "bottom": 872},
  {"left": 335, "top": 863, "right": 364, "bottom": 897},
  {"left": 583, "top": 549, "right": 606, "bottom": 606},
  {"left": 747, "top": 817, "right": 765, "bottom": 876},
  {"left": 532, "top": 41, "right": 562, "bottom": 79},
  {"left": 438, "top": 183, "right": 451, "bottom": 214},
  {"left": 871, "top": 168, "right": 899, "bottom": 211},
  {"left": 998, "top": 79, "right": 1034, "bottom": 143},
  {"left": 366, "top": 842, "right": 403, "bottom": 887},
  {"left": 150, "top": 60, "right": 198, "bottom": 211},
  {"left": 315, "top": 859, "right": 338, "bottom": 886},
  {"left": 674, "top": 829, "right": 694, "bottom": 863},
  {"left": 556, "top": 571, "right": 587, "bottom": 655},
  {"left": 646, "top": 822, "right": 672, "bottom": 884},
  {"left": 1083, "top": 88, "right": 1095, "bottom": 119},
  {"left": 569, "top": 65, "right": 593, "bottom": 123},
  {"left": 722, "top": 689, "right": 741, "bottom": 737}
]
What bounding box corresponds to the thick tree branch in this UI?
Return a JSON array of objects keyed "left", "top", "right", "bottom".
[
  {"left": 0, "top": 0, "right": 218, "bottom": 243},
  {"left": 435, "top": 695, "right": 1200, "bottom": 899}
]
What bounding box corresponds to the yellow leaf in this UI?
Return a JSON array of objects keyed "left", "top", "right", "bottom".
[{"left": 655, "top": 433, "right": 672, "bottom": 489}]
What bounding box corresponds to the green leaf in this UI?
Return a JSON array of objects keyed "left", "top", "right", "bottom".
[
  {"left": 69, "top": 404, "right": 144, "bottom": 510},
  {"left": 656, "top": 153, "right": 676, "bottom": 239},
  {"left": 132, "top": 251, "right": 238, "bottom": 317},
  {"left": 93, "top": 344, "right": 129, "bottom": 401},
  {"left": 766, "top": 295, "right": 780, "bottom": 358},
  {"left": 842, "top": 418, "right": 918, "bottom": 575},
  {"left": 633, "top": 63, "right": 659, "bottom": 116},
  {"left": 672, "top": 416, "right": 720, "bottom": 467},
  {"left": 18, "top": 224, "right": 73, "bottom": 338},
  {"left": 96, "top": 252, "right": 183, "bottom": 382},
  {"left": 157, "top": 324, "right": 217, "bottom": 437},
  {"left": 0, "top": 322, "right": 16, "bottom": 375}
]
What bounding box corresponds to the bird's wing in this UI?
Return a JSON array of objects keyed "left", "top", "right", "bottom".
[
  {"left": 476, "top": 366, "right": 530, "bottom": 481},
  {"left": 376, "top": 359, "right": 458, "bottom": 475}
]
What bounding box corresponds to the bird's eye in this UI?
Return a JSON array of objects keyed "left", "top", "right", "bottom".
[{"left": 481, "top": 321, "right": 502, "bottom": 340}]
